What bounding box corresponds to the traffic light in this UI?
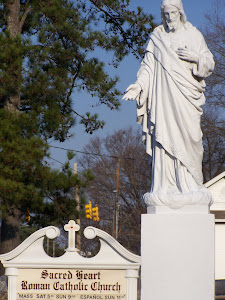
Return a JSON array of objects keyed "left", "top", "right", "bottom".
[
  {"left": 85, "top": 201, "right": 92, "bottom": 219},
  {"left": 26, "top": 209, "right": 30, "bottom": 223},
  {"left": 92, "top": 206, "right": 99, "bottom": 222}
]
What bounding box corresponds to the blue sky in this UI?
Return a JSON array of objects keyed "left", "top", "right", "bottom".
[{"left": 49, "top": 0, "right": 215, "bottom": 169}]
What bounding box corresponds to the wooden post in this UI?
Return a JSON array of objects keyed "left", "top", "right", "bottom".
[
  {"left": 53, "top": 239, "right": 55, "bottom": 257},
  {"left": 113, "top": 158, "right": 121, "bottom": 239},
  {"left": 47, "top": 237, "right": 49, "bottom": 255},
  {"left": 74, "top": 163, "right": 81, "bottom": 251}
]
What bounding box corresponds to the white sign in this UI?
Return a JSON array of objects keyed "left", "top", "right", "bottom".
[
  {"left": 16, "top": 269, "right": 126, "bottom": 300},
  {"left": 0, "top": 222, "right": 141, "bottom": 300}
]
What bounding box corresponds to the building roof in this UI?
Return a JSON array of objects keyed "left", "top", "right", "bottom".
[
  {"left": 205, "top": 172, "right": 225, "bottom": 214},
  {"left": 205, "top": 171, "right": 225, "bottom": 188}
]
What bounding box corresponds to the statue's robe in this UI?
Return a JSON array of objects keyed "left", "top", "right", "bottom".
[{"left": 136, "top": 22, "right": 215, "bottom": 208}]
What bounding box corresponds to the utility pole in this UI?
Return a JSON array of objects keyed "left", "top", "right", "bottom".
[
  {"left": 74, "top": 163, "right": 81, "bottom": 251},
  {"left": 113, "top": 158, "right": 121, "bottom": 240}
]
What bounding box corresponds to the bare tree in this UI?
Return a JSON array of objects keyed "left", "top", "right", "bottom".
[
  {"left": 204, "top": 0, "right": 225, "bottom": 113},
  {"left": 202, "top": 109, "right": 225, "bottom": 182},
  {"left": 79, "top": 127, "right": 151, "bottom": 255},
  {"left": 201, "top": 0, "right": 225, "bottom": 180}
]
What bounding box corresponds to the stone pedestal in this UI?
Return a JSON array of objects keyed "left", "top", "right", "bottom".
[{"left": 141, "top": 209, "right": 215, "bottom": 300}]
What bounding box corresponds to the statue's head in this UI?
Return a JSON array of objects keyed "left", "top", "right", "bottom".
[{"left": 161, "top": 0, "right": 187, "bottom": 32}]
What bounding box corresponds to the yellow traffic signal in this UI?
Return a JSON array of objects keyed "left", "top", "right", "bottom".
[
  {"left": 85, "top": 201, "right": 92, "bottom": 219},
  {"left": 92, "top": 206, "right": 99, "bottom": 222},
  {"left": 26, "top": 209, "right": 30, "bottom": 223}
]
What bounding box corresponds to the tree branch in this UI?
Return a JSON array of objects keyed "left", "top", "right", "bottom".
[
  {"left": 20, "top": 4, "right": 32, "bottom": 31},
  {"left": 88, "top": 0, "right": 140, "bottom": 59}
]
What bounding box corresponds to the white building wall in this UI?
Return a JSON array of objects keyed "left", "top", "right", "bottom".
[{"left": 215, "top": 223, "right": 225, "bottom": 280}]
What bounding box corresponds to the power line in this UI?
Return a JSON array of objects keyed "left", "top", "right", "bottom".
[
  {"left": 49, "top": 156, "right": 64, "bottom": 165},
  {"left": 49, "top": 145, "right": 135, "bottom": 160},
  {"left": 48, "top": 157, "right": 83, "bottom": 176}
]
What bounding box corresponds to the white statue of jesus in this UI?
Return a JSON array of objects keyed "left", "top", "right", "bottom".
[{"left": 123, "top": 0, "right": 215, "bottom": 209}]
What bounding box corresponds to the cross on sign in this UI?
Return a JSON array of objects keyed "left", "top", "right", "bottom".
[{"left": 64, "top": 220, "right": 80, "bottom": 251}]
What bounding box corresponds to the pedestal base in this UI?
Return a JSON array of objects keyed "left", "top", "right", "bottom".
[{"left": 141, "top": 213, "right": 215, "bottom": 300}]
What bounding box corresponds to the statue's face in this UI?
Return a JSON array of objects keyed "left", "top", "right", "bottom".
[{"left": 163, "top": 5, "right": 181, "bottom": 32}]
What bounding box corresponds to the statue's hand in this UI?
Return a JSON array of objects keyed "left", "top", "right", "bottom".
[
  {"left": 122, "top": 83, "right": 142, "bottom": 101},
  {"left": 176, "top": 47, "right": 199, "bottom": 64}
]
